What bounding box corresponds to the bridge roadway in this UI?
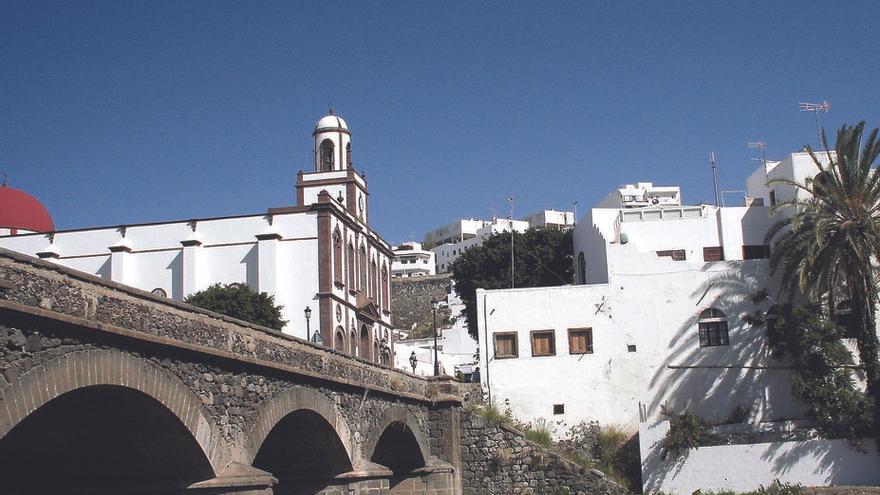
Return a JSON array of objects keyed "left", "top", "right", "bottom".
[{"left": 0, "top": 249, "right": 464, "bottom": 495}]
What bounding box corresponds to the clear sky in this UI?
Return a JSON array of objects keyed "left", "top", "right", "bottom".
[{"left": 3, "top": 1, "right": 879, "bottom": 244}]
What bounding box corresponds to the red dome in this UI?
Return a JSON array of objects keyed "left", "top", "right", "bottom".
[{"left": 0, "top": 185, "right": 55, "bottom": 233}]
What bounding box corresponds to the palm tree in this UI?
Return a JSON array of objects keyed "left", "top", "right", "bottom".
[{"left": 765, "top": 122, "right": 880, "bottom": 416}]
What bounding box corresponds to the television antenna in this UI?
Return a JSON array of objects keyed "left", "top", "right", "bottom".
[
  {"left": 507, "top": 196, "right": 514, "bottom": 289},
  {"left": 799, "top": 100, "right": 830, "bottom": 149},
  {"left": 709, "top": 152, "right": 720, "bottom": 207},
  {"left": 748, "top": 140, "right": 768, "bottom": 168}
]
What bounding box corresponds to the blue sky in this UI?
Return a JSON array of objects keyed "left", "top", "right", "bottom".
[{"left": 3, "top": 1, "right": 879, "bottom": 244}]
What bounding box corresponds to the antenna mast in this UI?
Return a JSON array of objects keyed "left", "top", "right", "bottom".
[
  {"left": 709, "top": 152, "right": 720, "bottom": 207},
  {"left": 508, "top": 196, "right": 514, "bottom": 289},
  {"left": 748, "top": 140, "right": 768, "bottom": 168},
  {"left": 799, "top": 100, "right": 831, "bottom": 149}
]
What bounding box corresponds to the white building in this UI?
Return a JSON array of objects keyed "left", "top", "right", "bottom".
[
  {"left": 475, "top": 153, "right": 832, "bottom": 433},
  {"left": 0, "top": 111, "right": 397, "bottom": 364},
  {"left": 596, "top": 182, "right": 681, "bottom": 209},
  {"left": 391, "top": 242, "right": 436, "bottom": 278},
  {"left": 521, "top": 209, "right": 576, "bottom": 230}
]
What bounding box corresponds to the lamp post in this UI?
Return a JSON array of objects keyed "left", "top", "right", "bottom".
[
  {"left": 432, "top": 299, "right": 440, "bottom": 376},
  {"left": 304, "top": 306, "right": 317, "bottom": 344},
  {"left": 409, "top": 351, "right": 418, "bottom": 374}
]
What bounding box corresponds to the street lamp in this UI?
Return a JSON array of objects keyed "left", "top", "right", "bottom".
[
  {"left": 304, "top": 306, "right": 321, "bottom": 344},
  {"left": 409, "top": 351, "right": 418, "bottom": 374},
  {"left": 432, "top": 299, "right": 440, "bottom": 376}
]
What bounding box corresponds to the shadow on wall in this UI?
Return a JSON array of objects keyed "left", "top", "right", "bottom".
[{"left": 642, "top": 260, "right": 806, "bottom": 487}]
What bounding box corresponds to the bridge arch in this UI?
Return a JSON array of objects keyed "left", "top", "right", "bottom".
[
  {"left": 0, "top": 349, "right": 220, "bottom": 491},
  {"left": 247, "top": 386, "right": 355, "bottom": 493},
  {"left": 364, "top": 405, "right": 431, "bottom": 473}
]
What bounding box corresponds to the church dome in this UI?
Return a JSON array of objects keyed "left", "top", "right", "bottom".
[
  {"left": 0, "top": 183, "right": 55, "bottom": 233},
  {"left": 315, "top": 111, "right": 348, "bottom": 131}
]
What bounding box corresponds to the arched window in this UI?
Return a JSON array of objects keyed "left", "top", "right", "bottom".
[
  {"left": 346, "top": 142, "right": 352, "bottom": 168},
  {"left": 333, "top": 229, "right": 343, "bottom": 284},
  {"left": 334, "top": 327, "right": 345, "bottom": 352},
  {"left": 347, "top": 242, "right": 355, "bottom": 289},
  {"left": 381, "top": 264, "right": 389, "bottom": 311},
  {"left": 698, "top": 308, "right": 729, "bottom": 347},
  {"left": 813, "top": 171, "right": 831, "bottom": 198},
  {"left": 577, "top": 252, "right": 586, "bottom": 284},
  {"left": 320, "top": 139, "right": 335, "bottom": 172},
  {"left": 373, "top": 341, "right": 380, "bottom": 364},
  {"left": 350, "top": 329, "right": 357, "bottom": 355},
  {"left": 360, "top": 325, "right": 370, "bottom": 359},
  {"left": 370, "top": 260, "right": 378, "bottom": 300},
  {"left": 358, "top": 245, "right": 367, "bottom": 291}
]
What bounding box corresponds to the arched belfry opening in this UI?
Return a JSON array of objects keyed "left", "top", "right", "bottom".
[
  {"left": 319, "top": 139, "right": 335, "bottom": 172},
  {"left": 0, "top": 385, "right": 215, "bottom": 493},
  {"left": 252, "top": 409, "right": 353, "bottom": 494}
]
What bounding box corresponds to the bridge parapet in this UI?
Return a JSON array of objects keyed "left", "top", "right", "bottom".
[{"left": 0, "top": 248, "right": 461, "bottom": 402}]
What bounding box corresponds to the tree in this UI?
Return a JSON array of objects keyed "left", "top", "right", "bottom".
[
  {"left": 451, "top": 228, "right": 573, "bottom": 336},
  {"left": 765, "top": 122, "right": 880, "bottom": 423},
  {"left": 185, "top": 283, "right": 287, "bottom": 331}
]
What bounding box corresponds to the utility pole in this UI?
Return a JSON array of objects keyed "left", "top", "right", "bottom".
[{"left": 508, "top": 196, "right": 514, "bottom": 289}]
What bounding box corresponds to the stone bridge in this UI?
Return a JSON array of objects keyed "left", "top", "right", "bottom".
[{"left": 0, "top": 249, "right": 465, "bottom": 495}]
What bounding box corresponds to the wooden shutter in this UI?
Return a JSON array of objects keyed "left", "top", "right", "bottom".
[
  {"left": 657, "top": 249, "right": 686, "bottom": 261},
  {"left": 703, "top": 246, "right": 724, "bottom": 262},
  {"left": 531, "top": 331, "right": 555, "bottom": 356},
  {"left": 494, "top": 333, "right": 518, "bottom": 358},
  {"left": 568, "top": 328, "right": 593, "bottom": 354}
]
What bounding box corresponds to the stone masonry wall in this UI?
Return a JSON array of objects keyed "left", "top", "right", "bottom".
[
  {"left": 459, "top": 412, "right": 628, "bottom": 495},
  {"left": 391, "top": 274, "right": 453, "bottom": 337}
]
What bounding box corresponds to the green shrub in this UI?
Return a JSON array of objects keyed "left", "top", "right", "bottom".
[
  {"left": 661, "top": 406, "right": 705, "bottom": 460},
  {"left": 523, "top": 418, "right": 554, "bottom": 448}
]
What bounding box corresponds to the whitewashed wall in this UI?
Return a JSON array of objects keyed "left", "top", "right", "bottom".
[{"left": 640, "top": 420, "right": 880, "bottom": 494}]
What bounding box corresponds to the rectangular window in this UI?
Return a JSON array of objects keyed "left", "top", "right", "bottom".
[
  {"left": 627, "top": 344, "right": 637, "bottom": 353},
  {"left": 568, "top": 328, "right": 593, "bottom": 354},
  {"left": 769, "top": 190, "right": 777, "bottom": 206},
  {"left": 699, "top": 321, "right": 730, "bottom": 347},
  {"left": 703, "top": 246, "right": 724, "bottom": 262},
  {"left": 530, "top": 330, "right": 556, "bottom": 357},
  {"left": 657, "top": 249, "right": 686, "bottom": 261},
  {"left": 742, "top": 245, "right": 771, "bottom": 260},
  {"left": 493, "top": 332, "right": 518, "bottom": 359},
  {"left": 553, "top": 404, "right": 565, "bottom": 415}
]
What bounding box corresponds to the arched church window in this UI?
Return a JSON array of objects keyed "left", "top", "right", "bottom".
[
  {"left": 346, "top": 142, "right": 352, "bottom": 168},
  {"left": 698, "top": 308, "right": 729, "bottom": 347},
  {"left": 347, "top": 242, "right": 355, "bottom": 289},
  {"left": 359, "top": 324, "right": 370, "bottom": 359},
  {"left": 577, "top": 252, "right": 586, "bottom": 284},
  {"left": 371, "top": 260, "right": 378, "bottom": 300},
  {"left": 320, "top": 139, "right": 335, "bottom": 172},
  {"left": 381, "top": 264, "right": 389, "bottom": 311},
  {"left": 333, "top": 228, "right": 343, "bottom": 284},
  {"left": 334, "top": 326, "right": 345, "bottom": 352},
  {"left": 358, "top": 245, "right": 367, "bottom": 292}
]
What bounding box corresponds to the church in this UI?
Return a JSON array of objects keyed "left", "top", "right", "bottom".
[{"left": 0, "top": 111, "right": 395, "bottom": 363}]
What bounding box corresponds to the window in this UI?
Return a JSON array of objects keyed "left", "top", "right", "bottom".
[
  {"left": 347, "top": 243, "right": 355, "bottom": 289},
  {"left": 333, "top": 229, "right": 343, "bottom": 284},
  {"left": 577, "top": 252, "right": 586, "bottom": 284},
  {"left": 657, "top": 249, "right": 686, "bottom": 261},
  {"left": 568, "top": 328, "right": 593, "bottom": 354},
  {"left": 703, "top": 246, "right": 724, "bottom": 262},
  {"left": 320, "top": 139, "right": 335, "bottom": 172},
  {"left": 553, "top": 404, "right": 565, "bottom": 415},
  {"left": 494, "top": 332, "right": 518, "bottom": 359},
  {"left": 769, "top": 189, "right": 777, "bottom": 206},
  {"left": 346, "top": 142, "right": 352, "bottom": 168},
  {"left": 742, "top": 245, "right": 770, "bottom": 260},
  {"left": 530, "top": 330, "right": 556, "bottom": 357},
  {"left": 698, "top": 308, "right": 729, "bottom": 347},
  {"left": 627, "top": 344, "right": 637, "bottom": 353}
]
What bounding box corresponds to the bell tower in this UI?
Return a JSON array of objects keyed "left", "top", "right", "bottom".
[
  {"left": 296, "top": 109, "right": 370, "bottom": 224},
  {"left": 313, "top": 108, "right": 352, "bottom": 172}
]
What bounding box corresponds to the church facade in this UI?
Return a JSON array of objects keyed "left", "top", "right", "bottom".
[{"left": 0, "top": 111, "right": 395, "bottom": 363}]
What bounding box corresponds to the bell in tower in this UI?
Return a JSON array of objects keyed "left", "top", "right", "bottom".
[{"left": 313, "top": 108, "right": 352, "bottom": 172}]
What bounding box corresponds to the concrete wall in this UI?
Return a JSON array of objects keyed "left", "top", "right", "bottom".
[{"left": 640, "top": 420, "right": 880, "bottom": 494}]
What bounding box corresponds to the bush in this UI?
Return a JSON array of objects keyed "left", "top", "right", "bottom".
[
  {"left": 185, "top": 282, "right": 286, "bottom": 330},
  {"left": 661, "top": 406, "right": 705, "bottom": 460}
]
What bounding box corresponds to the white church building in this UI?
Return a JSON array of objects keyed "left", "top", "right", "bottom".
[
  {"left": 476, "top": 151, "right": 832, "bottom": 432},
  {"left": 0, "top": 111, "right": 396, "bottom": 363}
]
